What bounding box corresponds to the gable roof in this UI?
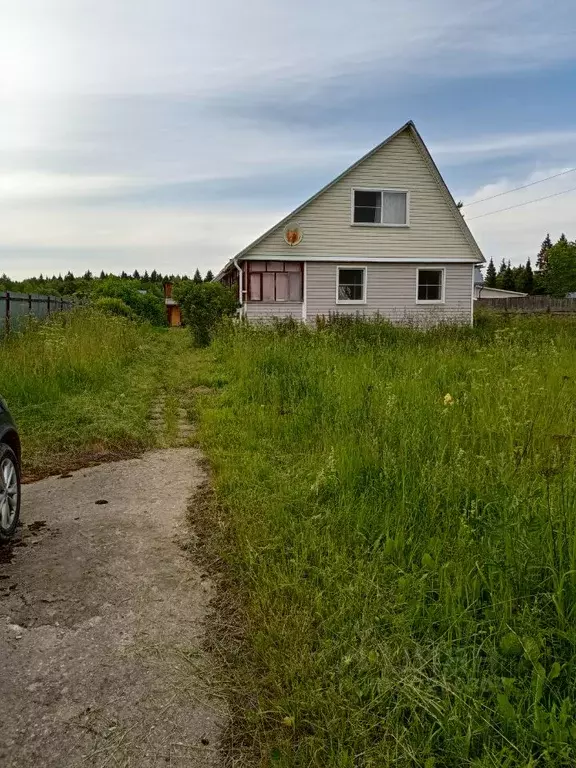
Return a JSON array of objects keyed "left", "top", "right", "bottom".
[{"left": 216, "top": 120, "right": 484, "bottom": 279}]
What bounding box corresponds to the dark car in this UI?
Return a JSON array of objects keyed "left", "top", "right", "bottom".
[{"left": 0, "top": 398, "right": 21, "bottom": 542}]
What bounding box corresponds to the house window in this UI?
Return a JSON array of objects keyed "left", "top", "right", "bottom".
[
  {"left": 352, "top": 189, "right": 408, "bottom": 226},
  {"left": 417, "top": 269, "right": 444, "bottom": 302},
  {"left": 337, "top": 267, "right": 366, "bottom": 303},
  {"left": 247, "top": 261, "right": 303, "bottom": 302}
]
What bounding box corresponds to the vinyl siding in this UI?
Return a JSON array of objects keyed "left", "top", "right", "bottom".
[
  {"left": 244, "top": 302, "right": 303, "bottom": 320},
  {"left": 247, "top": 130, "right": 476, "bottom": 261},
  {"left": 306, "top": 262, "right": 473, "bottom": 325}
]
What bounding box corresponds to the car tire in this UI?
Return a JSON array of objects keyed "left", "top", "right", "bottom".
[{"left": 0, "top": 443, "right": 21, "bottom": 543}]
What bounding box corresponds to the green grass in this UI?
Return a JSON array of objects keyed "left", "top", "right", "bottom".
[
  {"left": 197, "top": 315, "right": 576, "bottom": 767},
  {"left": 0, "top": 309, "right": 195, "bottom": 478}
]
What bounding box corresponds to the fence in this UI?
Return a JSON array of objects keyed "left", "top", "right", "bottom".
[
  {"left": 1, "top": 292, "right": 75, "bottom": 335},
  {"left": 477, "top": 296, "right": 576, "bottom": 314}
]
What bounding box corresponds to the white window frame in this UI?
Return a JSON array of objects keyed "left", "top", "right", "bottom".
[
  {"left": 336, "top": 265, "right": 367, "bottom": 305},
  {"left": 416, "top": 267, "right": 445, "bottom": 305},
  {"left": 351, "top": 188, "right": 410, "bottom": 228}
]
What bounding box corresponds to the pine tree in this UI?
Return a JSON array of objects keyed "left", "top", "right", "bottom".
[
  {"left": 99, "top": 270, "right": 106, "bottom": 280},
  {"left": 83, "top": 270, "right": 93, "bottom": 280},
  {"left": 193, "top": 268, "right": 203, "bottom": 284},
  {"left": 495, "top": 259, "right": 507, "bottom": 288},
  {"left": 503, "top": 261, "right": 515, "bottom": 290},
  {"left": 537, "top": 233, "right": 553, "bottom": 272},
  {"left": 559, "top": 233, "right": 568, "bottom": 245},
  {"left": 142, "top": 270, "right": 150, "bottom": 282},
  {"left": 523, "top": 258, "right": 534, "bottom": 293},
  {"left": 485, "top": 258, "right": 497, "bottom": 287},
  {"left": 150, "top": 270, "right": 158, "bottom": 282},
  {"left": 121, "top": 271, "right": 128, "bottom": 279},
  {"left": 204, "top": 270, "right": 214, "bottom": 282},
  {"left": 133, "top": 269, "right": 140, "bottom": 280}
]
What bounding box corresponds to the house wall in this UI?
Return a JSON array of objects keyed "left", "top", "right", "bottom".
[
  {"left": 244, "top": 302, "right": 303, "bottom": 320},
  {"left": 247, "top": 130, "right": 476, "bottom": 261},
  {"left": 305, "top": 261, "right": 474, "bottom": 324}
]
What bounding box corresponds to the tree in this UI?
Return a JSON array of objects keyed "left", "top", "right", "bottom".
[
  {"left": 174, "top": 281, "right": 238, "bottom": 347},
  {"left": 503, "top": 261, "right": 515, "bottom": 291},
  {"left": 204, "top": 270, "right": 214, "bottom": 282},
  {"left": 192, "top": 268, "right": 203, "bottom": 284},
  {"left": 545, "top": 237, "right": 576, "bottom": 296},
  {"left": 83, "top": 270, "right": 93, "bottom": 280},
  {"left": 522, "top": 258, "right": 534, "bottom": 294},
  {"left": 485, "top": 258, "right": 497, "bottom": 287},
  {"left": 142, "top": 270, "right": 150, "bottom": 283},
  {"left": 150, "top": 270, "right": 158, "bottom": 283},
  {"left": 99, "top": 270, "right": 107, "bottom": 280},
  {"left": 495, "top": 259, "right": 507, "bottom": 288},
  {"left": 121, "top": 271, "right": 128, "bottom": 279},
  {"left": 537, "top": 233, "right": 553, "bottom": 272},
  {"left": 132, "top": 269, "right": 140, "bottom": 280}
]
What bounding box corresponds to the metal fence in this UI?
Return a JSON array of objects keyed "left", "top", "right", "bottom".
[
  {"left": 477, "top": 296, "right": 576, "bottom": 314},
  {"left": 1, "top": 292, "right": 75, "bottom": 335}
]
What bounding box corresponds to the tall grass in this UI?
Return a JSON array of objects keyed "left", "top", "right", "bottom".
[
  {"left": 0, "top": 309, "right": 160, "bottom": 476},
  {"left": 199, "top": 315, "right": 576, "bottom": 767}
]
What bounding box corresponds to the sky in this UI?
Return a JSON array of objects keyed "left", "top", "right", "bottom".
[{"left": 1, "top": 0, "right": 576, "bottom": 279}]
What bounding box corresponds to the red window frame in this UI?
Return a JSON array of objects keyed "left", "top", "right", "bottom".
[{"left": 245, "top": 261, "right": 304, "bottom": 302}]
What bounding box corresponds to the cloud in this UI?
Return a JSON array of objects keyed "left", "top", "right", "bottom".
[
  {"left": 2, "top": 0, "right": 576, "bottom": 98},
  {"left": 431, "top": 133, "right": 576, "bottom": 164},
  {"left": 1, "top": 0, "right": 576, "bottom": 278},
  {"left": 0, "top": 172, "right": 142, "bottom": 200},
  {"left": 464, "top": 168, "right": 576, "bottom": 265}
]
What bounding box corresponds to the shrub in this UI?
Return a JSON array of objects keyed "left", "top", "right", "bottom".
[
  {"left": 174, "top": 281, "right": 238, "bottom": 347},
  {"left": 94, "top": 297, "right": 136, "bottom": 319},
  {"left": 91, "top": 278, "right": 166, "bottom": 326}
]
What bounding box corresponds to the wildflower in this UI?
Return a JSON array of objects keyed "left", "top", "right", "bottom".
[{"left": 443, "top": 393, "right": 454, "bottom": 406}]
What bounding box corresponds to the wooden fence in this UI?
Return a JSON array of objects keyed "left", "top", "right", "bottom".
[
  {"left": 477, "top": 296, "right": 576, "bottom": 314},
  {"left": 0, "top": 292, "right": 74, "bottom": 335}
]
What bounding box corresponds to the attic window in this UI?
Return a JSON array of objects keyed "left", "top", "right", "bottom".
[{"left": 353, "top": 189, "right": 408, "bottom": 226}]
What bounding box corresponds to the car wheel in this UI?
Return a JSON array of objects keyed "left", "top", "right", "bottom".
[{"left": 0, "top": 443, "right": 21, "bottom": 542}]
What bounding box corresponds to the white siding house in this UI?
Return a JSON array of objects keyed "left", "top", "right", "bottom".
[{"left": 216, "top": 121, "right": 485, "bottom": 325}]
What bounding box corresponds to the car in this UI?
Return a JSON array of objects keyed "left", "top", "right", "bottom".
[{"left": 0, "top": 398, "right": 21, "bottom": 542}]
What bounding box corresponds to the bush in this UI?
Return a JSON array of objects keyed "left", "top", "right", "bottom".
[
  {"left": 94, "top": 297, "right": 136, "bottom": 319},
  {"left": 174, "top": 281, "right": 238, "bottom": 346},
  {"left": 91, "top": 278, "right": 166, "bottom": 326}
]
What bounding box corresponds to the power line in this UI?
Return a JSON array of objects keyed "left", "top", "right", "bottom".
[
  {"left": 467, "top": 184, "right": 576, "bottom": 221},
  {"left": 462, "top": 167, "right": 576, "bottom": 207}
]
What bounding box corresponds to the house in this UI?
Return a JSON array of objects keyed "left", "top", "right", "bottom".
[
  {"left": 163, "top": 282, "right": 182, "bottom": 326},
  {"left": 473, "top": 268, "right": 528, "bottom": 300},
  {"left": 215, "top": 120, "right": 485, "bottom": 325}
]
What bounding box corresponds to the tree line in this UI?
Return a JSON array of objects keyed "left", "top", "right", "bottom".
[
  {"left": 0, "top": 267, "right": 215, "bottom": 297},
  {"left": 483, "top": 233, "right": 576, "bottom": 296}
]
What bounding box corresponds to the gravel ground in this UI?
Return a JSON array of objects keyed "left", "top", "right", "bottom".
[{"left": 0, "top": 449, "right": 225, "bottom": 767}]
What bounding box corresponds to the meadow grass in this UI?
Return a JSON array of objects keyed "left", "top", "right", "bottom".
[
  {"left": 0, "top": 309, "right": 194, "bottom": 478},
  {"left": 197, "top": 314, "right": 576, "bottom": 767}
]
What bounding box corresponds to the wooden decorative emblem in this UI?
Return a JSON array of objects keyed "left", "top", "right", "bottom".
[{"left": 283, "top": 223, "right": 303, "bottom": 247}]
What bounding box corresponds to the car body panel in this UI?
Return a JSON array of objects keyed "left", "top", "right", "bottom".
[{"left": 0, "top": 398, "right": 21, "bottom": 463}]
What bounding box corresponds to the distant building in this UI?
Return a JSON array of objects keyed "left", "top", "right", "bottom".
[
  {"left": 474, "top": 268, "right": 527, "bottom": 299},
  {"left": 163, "top": 282, "right": 182, "bottom": 326}
]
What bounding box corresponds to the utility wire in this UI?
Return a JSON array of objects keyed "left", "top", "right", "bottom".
[
  {"left": 467, "top": 184, "right": 576, "bottom": 221},
  {"left": 462, "top": 167, "right": 576, "bottom": 207}
]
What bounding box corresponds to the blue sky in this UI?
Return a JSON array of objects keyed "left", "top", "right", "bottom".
[{"left": 1, "top": 0, "right": 576, "bottom": 278}]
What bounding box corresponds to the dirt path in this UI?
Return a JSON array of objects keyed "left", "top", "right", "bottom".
[{"left": 0, "top": 449, "right": 225, "bottom": 767}]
